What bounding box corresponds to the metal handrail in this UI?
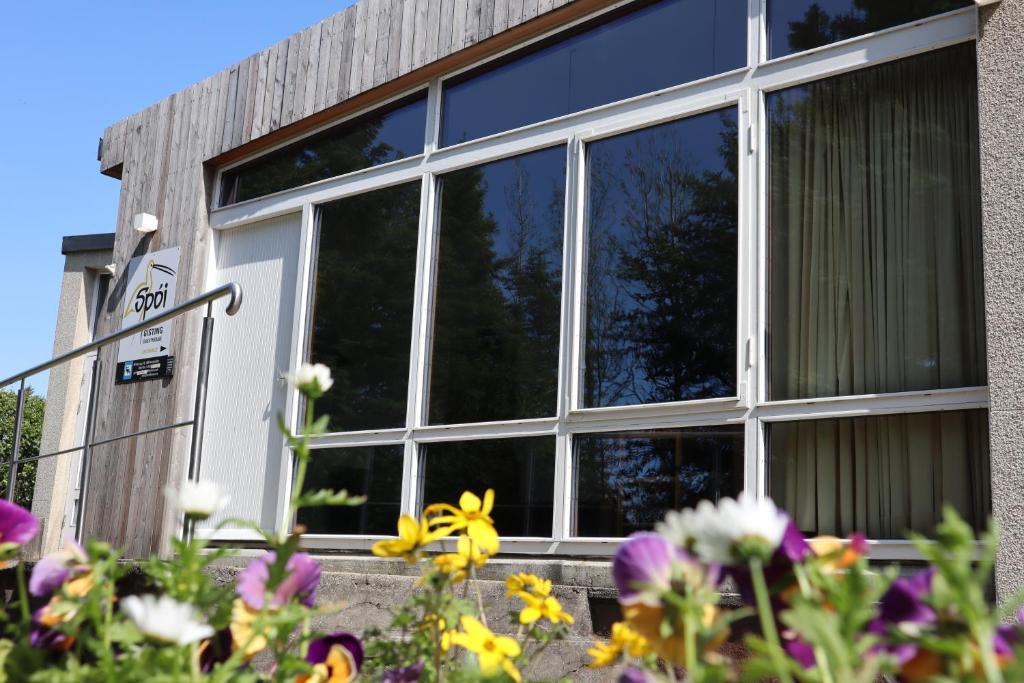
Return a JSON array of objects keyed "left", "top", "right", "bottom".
[
  {"left": 0, "top": 282, "right": 242, "bottom": 389},
  {"left": 1, "top": 281, "right": 243, "bottom": 543}
]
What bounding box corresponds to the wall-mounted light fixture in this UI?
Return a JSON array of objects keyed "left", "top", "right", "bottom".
[{"left": 133, "top": 213, "right": 159, "bottom": 234}]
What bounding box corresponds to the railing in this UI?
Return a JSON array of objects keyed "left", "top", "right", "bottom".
[{"left": 0, "top": 282, "right": 243, "bottom": 542}]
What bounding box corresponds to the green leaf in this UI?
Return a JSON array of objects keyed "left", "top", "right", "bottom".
[{"left": 292, "top": 488, "right": 367, "bottom": 509}]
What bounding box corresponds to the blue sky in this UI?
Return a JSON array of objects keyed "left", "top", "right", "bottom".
[{"left": 0, "top": 1, "right": 355, "bottom": 394}]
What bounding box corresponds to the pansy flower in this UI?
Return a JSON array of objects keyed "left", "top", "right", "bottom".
[
  {"left": 30, "top": 539, "right": 88, "bottom": 598},
  {"left": 297, "top": 631, "right": 363, "bottom": 683},
  {"left": 381, "top": 661, "right": 425, "bottom": 682},
  {"left": 236, "top": 551, "right": 321, "bottom": 609},
  {"left": 0, "top": 499, "right": 39, "bottom": 563}
]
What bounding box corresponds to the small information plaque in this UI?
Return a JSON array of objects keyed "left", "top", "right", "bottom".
[{"left": 116, "top": 356, "right": 175, "bottom": 384}]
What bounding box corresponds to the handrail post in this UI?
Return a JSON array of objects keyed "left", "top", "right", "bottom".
[
  {"left": 74, "top": 359, "right": 101, "bottom": 543},
  {"left": 6, "top": 380, "right": 27, "bottom": 502},
  {"left": 184, "top": 302, "right": 215, "bottom": 541}
]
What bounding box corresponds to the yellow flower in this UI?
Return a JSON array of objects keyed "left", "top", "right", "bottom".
[
  {"left": 449, "top": 615, "right": 522, "bottom": 683},
  {"left": 434, "top": 535, "right": 496, "bottom": 582},
  {"left": 297, "top": 644, "right": 358, "bottom": 683},
  {"left": 229, "top": 598, "right": 268, "bottom": 659},
  {"left": 519, "top": 594, "right": 574, "bottom": 626},
  {"left": 372, "top": 515, "right": 443, "bottom": 564},
  {"left": 622, "top": 603, "right": 723, "bottom": 667},
  {"left": 588, "top": 621, "right": 650, "bottom": 667},
  {"left": 505, "top": 572, "right": 551, "bottom": 599},
  {"left": 425, "top": 490, "right": 499, "bottom": 554}
]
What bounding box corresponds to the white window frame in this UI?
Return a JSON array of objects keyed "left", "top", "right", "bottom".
[{"left": 205, "top": 1, "right": 983, "bottom": 561}]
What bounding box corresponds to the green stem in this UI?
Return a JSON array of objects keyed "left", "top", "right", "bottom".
[
  {"left": 467, "top": 540, "right": 488, "bottom": 628},
  {"left": 750, "top": 558, "right": 795, "bottom": 683},
  {"left": 973, "top": 622, "right": 1005, "bottom": 683},
  {"left": 285, "top": 399, "right": 315, "bottom": 542},
  {"left": 792, "top": 564, "right": 835, "bottom": 683},
  {"left": 683, "top": 609, "right": 700, "bottom": 681},
  {"left": 15, "top": 561, "right": 30, "bottom": 625}
]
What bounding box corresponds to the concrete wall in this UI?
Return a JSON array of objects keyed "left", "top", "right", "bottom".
[
  {"left": 31, "top": 249, "right": 112, "bottom": 557},
  {"left": 977, "top": 0, "right": 1024, "bottom": 601}
]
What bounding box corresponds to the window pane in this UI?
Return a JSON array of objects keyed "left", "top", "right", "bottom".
[
  {"left": 421, "top": 438, "right": 555, "bottom": 537},
  {"left": 297, "top": 446, "right": 404, "bottom": 535},
  {"left": 429, "top": 147, "right": 565, "bottom": 424},
  {"left": 768, "top": 0, "right": 971, "bottom": 59},
  {"left": 769, "top": 410, "right": 991, "bottom": 537},
  {"left": 310, "top": 182, "right": 421, "bottom": 431},
  {"left": 575, "top": 426, "right": 744, "bottom": 537},
  {"left": 768, "top": 45, "right": 985, "bottom": 401},
  {"left": 441, "top": 0, "right": 746, "bottom": 145},
  {"left": 584, "top": 110, "right": 738, "bottom": 408},
  {"left": 220, "top": 94, "right": 427, "bottom": 205}
]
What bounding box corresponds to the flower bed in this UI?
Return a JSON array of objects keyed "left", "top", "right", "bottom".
[{"left": 0, "top": 364, "right": 1020, "bottom": 682}]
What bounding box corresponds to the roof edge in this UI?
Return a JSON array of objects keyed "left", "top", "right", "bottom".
[{"left": 61, "top": 233, "right": 116, "bottom": 255}]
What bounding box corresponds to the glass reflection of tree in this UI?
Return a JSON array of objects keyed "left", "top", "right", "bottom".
[
  {"left": 431, "top": 156, "right": 563, "bottom": 425},
  {"left": 585, "top": 115, "right": 738, "bottom": 409},
  {"left": 236, "top": 116, "right": 402, "bottom": 202},
  {"left": 311, "top": 181, "right": 421, "bottom": 432},
  {"left": 787, "top": 0, "right": 969, "bottom": 54}
]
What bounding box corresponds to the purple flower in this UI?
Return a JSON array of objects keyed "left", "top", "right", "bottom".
[
  {"left": 728, "top": 521, "right": 810, "bottom": 607},
  {"left": 30, "top": 606, "right": 74, "bottom": 652},
  {"left": 30, "top": 540, "right": 87, "bottom": 598},
  {"left": 381, "top": 661, "right": 425, "bottom": 682},
  {"left": 306, "top": 631, "right": 363, "bottom": 682},
  {"left": 613, "top": 533, "right": 685, "bottom": 606},
  {"left": 0, "top": 499, "right": 39, "bottom": 546},
  {"left": 872, "top": 568, "right": 937, "bottom": 630},
  {"left": 236, "top": 551, "right": 321, "bottom": 609},
  {"left": 995, "top": 607, "right": 1024, "bottom": 658},
  {"left": 617, "top": 666, "right": 652, "bottom": 683},
  {"left": 785, "top": 636, "right": 817, "bottom": 669}
]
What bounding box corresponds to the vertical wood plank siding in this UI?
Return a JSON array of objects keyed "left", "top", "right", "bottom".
[{"left": 91, "top": 0, "right": 611, "bottom": 556}]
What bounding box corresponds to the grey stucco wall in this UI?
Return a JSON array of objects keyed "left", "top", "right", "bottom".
[
  {"left": 977, "top": 0, "right": 1024, "bottom": 601},
  {"left": 31, "top": 249, "right": 112, "bottom": 558}
]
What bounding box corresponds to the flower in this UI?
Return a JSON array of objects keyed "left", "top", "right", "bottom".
[
  {"left": 164, "top": 480, "right": 230, "bottom": 520},
  {"left": 656, "top": 508, "right": 700, "bottom": 551},
  {"left": 381, "top": 662, "right": 425, "bottom": 682},
  {"left": 618, "top": 667, "right": 653, "bottom": 683},
  {"left": 284, "top": 363, "right": 334, "bottom": 398},
  {"left": 613, "top": 533, "right": 688, "bottom": 606},
  {"left": 691, "top": 493, "right": 791, "bottom": 564},
  {"left": 297, "top": 632, "right": 363, "bottom": 683},
  {"left": 236, "top": 551, "right": 321, "bottom": 609},
  {"left": 424, "top": 490, "right": 499, "bottom": 555},
  {"left": 807, "top": 533, "right": 869, "bottom": 572},
  {"left": 449, "top": 615, "right": 522, "bottom": 682},
  {"left": 433, "top": 534, "right": 494, "bottom": 582},
  {"left": 121, "top": 594, "right": 214, "bottom": 645},
  {"left": 506, "top": 572, "right": 551, "bottom": 599},
  {"left": 0, "top": 499, "right": 39, "bottom": 561},
  {"left": 867, "top": 567, "right": 939, "bottom": 671},
  {"left": 587, "top": 622, "right": 648, "bottom": 668},
  {"left": 229, "top": 598, "right": 268, "bottom": 658},
  {"left": 29, "top": 539, "right": 88, "bottom": 598},
  {"left": 372, "top": 515, "right": 444, "bottom": 564},
  {"left": 518, "top": 593, "right": 574, "bottom": 625}
]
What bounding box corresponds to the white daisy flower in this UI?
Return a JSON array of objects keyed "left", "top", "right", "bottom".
[
  {"left": 121, "top": 594, "right": 214, "bottom": 645},
  {"left": 164, "top": 480, "right": 229, "bottom": 520},
  {"left": 284, "top": 362, "right": 334, "bottom": 398},
  {"left": 691, "top": 493, "right": 790, "bottom": 565},
  {"left": 655, "top": 507, "right": 702, "bottom": 551}
]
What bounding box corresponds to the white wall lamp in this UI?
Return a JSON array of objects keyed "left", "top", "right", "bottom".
[{"left": 133, "top": 212, "right": 159, "bottom": 234}]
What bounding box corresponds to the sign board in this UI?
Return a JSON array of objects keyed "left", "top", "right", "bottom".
[{"left": 116, "top": 246, "right": 179, "bottom": 384}]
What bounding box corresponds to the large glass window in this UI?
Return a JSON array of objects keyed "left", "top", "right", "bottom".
[
  {"left": 421, "top": 438, "right": 555, "bottom": 537},
  {"left": 309, "top": 182, "right": 421, "bottom": 432},
  {"left": 220, "top": 94, "right": 427, "bottom": 205},
  {"left": 769, "top": 410, "right": 991, "bottom": 537},
  {"left": 575, "top": 426, "right": 744, "bottom": 537},
  {"left": 767, "top": 0, "right": 972, "bottom": 59},
  {"left": 584, "top": 109, "right": 739, "bottom": 408},
  {"left": 298, "top": 446, "right": 404, "bottom": 535},
  {"left": 768, "top": 44, "right": 985, "bottom": 401},
  {"left": 428, "top": 147, "right": 566, "bottom": 425},
  {"left": 441, "top": 0, "right": 746, "bottom": 145}
]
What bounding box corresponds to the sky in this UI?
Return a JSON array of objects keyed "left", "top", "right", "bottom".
[{"left": 0, "top": 1, "right": 356, "bottom": 394}]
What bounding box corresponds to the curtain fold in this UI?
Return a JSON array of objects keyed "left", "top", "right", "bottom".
[{"left": 767, "top": 44, "right": 989, "bottom": 537}]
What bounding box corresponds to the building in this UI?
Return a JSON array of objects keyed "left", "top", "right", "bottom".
[{"left": 29, "top": 0, "right": 1024, "bottom": 664}]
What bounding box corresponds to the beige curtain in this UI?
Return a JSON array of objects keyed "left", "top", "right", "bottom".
[{"left": 767, "top": 44, "right": 990, "bottom": 537}]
